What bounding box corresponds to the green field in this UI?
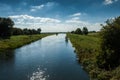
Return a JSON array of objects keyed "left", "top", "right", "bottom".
[
  {"left": 0, "top": 34, "right": 52, "bottom": 52},
  {"left": 67, "top": 33, "right": 120, "bottom": 80}
]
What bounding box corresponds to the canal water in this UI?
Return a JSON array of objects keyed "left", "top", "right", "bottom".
[{"left": 0, "top": 34, "right": 89, "bottom": 80}]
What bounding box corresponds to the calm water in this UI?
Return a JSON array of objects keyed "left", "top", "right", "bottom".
[{"left": 0, "top": 34, "right": 89, "bottom": 80}]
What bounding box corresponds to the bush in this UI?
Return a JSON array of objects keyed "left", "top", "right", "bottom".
[
  {"left": 96, "top": 16, "right": 120, "bottom": 70},
  {"left": 97, "top": 71, "right": 112, "bottom": 80}
]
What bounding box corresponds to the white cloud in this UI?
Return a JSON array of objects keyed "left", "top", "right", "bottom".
[
  {"left": 30, "top": 2, "right": 58, "bottom": 12},
  {"left": 65, "top": 17, "right": 101, "bottom": 31},
  {"left": 70, "top": 12, "right": 81, "bottom": 17},
  {"left": 9, "top": 15, "right": 61, "bottom": 24},
  {"left": 66, "top": 17, "right": 88, "bottom": 24},
  {"left": 71, "top": 17, "right": 80, "bottom": 20},
  {"left": 31, "top": 5, "right": 44, "bottom": 12},
  {"left": 45, "top": 2, "right": 57, "bottom": 7},
  {"left": 9, "top": 14, "right": 102, "bottom": 32},
  {"left": 9, "top": 15, "right": 62, "bottom": 32},
  {"left": 66, "top": 19, "right": 86, "bottom": 24},
  {"left": 67, "top": 13, "right": 83, "bottom": 24},
  {"left": 103, "top": 0, "right": 118, "bottom": 5}
]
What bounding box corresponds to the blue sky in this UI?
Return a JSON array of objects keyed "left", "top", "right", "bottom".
[{"left": 0, "top": 0, "right": 120, "bottom": 32}]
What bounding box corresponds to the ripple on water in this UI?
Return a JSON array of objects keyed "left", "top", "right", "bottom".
[{"left": 29, "top": 68, "right": 49, "bottom": 80}]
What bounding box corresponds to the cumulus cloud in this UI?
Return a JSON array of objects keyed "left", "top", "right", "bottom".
[
  {"left": 9, "top": 15, "right": 61, "bottom": 24},
  {"left": 9, "top": 14, "right": 61, "bottom": 31},
  {"left": 9, "top": 14, "right": 101, "bottom": 32},
  {"left": 103, "top": 0, "right": 118, "bottom": 5}
]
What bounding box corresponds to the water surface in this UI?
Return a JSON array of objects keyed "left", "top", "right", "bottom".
[{"left": 0, "top": 34, "right": 89, "bottom": 80}]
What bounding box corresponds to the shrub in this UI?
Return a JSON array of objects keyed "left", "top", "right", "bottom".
[{"left": 96, "top": 16, "right": 120, "bottom": 70}]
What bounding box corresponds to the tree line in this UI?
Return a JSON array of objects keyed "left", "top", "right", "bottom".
[
  {"left": 0, "top": 17, "right": 41, "bottom": 39},
  {"left": 71, "top": 27, "right": 88, "bottom": 35},
  {"left": 12, "top": 28, "right": 41, "bottom": 35}
]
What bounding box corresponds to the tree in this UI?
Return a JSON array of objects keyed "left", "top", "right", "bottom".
[
  {"left": 23, "top": 28, "right": 29, "bottom": 35},
  {"left": 37, "top": 28, "right": 41, "bottom": 34},
  {"left": 82, "top": 27, "right": 88, "bottom": 35},
  {"left": 75, "top": 28, "right": 82, "bottom": 34},
  {"left": 96, "top": 16, "right": 120, "bottom": 70},
  {"left": 12, "top": 28, "right": 23, "bottom": 35},
  {"left": 71, "top": 31, "right": 75, "bottom": 33},
  {"left": 0, "top": 17, "right": 14, "bottom": 38},
  {"left": 23, "top": 28, "right": 41, "bottom": 35}
]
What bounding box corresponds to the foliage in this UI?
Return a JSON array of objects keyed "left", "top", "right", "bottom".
[
  {"left": 71, "top": 31, "right": 75, "bottom": 33},
  {"left": 13, "top": 28, "right": 41, "bottom": 35},
  {"left": 89, "top": 31, "right": 96, "bottom": 33},
  {"left": 74, "top": 28, "right": 82, "bottom": 34},
  {"left": 0, "top": 17, "right": 14, "bottom": 39},
  {"left": 82, "top": 27, "right": 88, "bottom": 35},
  {"left": 96, "top": 16, "right": 120, "bottom": 70},
  {"left": 37, "top": 28, "right": 41, "bottom": 34},
  {"left": 71, "top": 27, "right": 89, "bottom": 35},
  {"left": 12, "top": 28, "right": 23, "bottom": 35}
]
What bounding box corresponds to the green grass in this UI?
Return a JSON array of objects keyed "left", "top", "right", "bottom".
[
  {"left": 67, "top": 33, "right": 100, "bottom": 70},
  {"left": 0, "top": 34, "right": 52, "bottom": 52},
  {"left": 88, "top": 32, "right": 100, "bottom": 38},
  {"left": 67, "top": 33, "right": 100, "bottom": 58},
  {"left": 67, "top": 33, "right": 120, "bottom": 80}
]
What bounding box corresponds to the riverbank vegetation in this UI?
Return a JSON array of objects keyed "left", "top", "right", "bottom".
[
  {"left": 67, "top": 16, "right": 120, "bottom": 80},
  {"left": 0, "top": 34, "right": 52, "bottom": 52},
  {"left": 67, "top": 33, "right": 101, "bottom": 79}
]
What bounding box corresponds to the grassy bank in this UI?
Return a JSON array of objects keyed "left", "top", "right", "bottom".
[
  {"left": 0, "top": 34, "right": 52, "bottom": 52},
  {"left": 67, "top": 33, "right": 100, "bottom": 71},
  {"left": 67, "top": 33, "right": 120, "bottom": 80}
]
